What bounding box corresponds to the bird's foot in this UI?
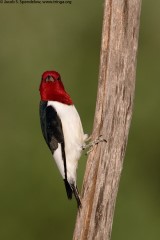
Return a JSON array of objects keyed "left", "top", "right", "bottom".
[{"left": 82, "top": 135, "right": 107, "bottom": 155}]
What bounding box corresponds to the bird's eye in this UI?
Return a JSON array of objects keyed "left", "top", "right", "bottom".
[
  {"left": 46, "top": 76, "right": 54, "bottom": 82},
  {"left": 57, "top": 76, "right": 60, "bottom": 80}
]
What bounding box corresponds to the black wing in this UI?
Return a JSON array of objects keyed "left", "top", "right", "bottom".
[
  {"left": 39, "top": 101, "right": 64, "bottom": 152},
  {"left": 39, "top": 101, "right": 73, "bottom": 200}
]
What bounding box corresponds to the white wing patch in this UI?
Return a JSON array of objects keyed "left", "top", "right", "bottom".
[{"left": 47, "top": 101, "right": 85, "bottom": 183}]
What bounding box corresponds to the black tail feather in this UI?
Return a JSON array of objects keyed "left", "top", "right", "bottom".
[
  {"left": 71, "top": 184, "right": 82, "bottom": 208},
  {"left": 63, "top": 179, "right": 82, "bottom": 208},
  {"left": 64, "top": 179, "right": 72, "bottom": 199}
]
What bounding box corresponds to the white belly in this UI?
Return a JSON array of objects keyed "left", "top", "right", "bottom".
[{"left": 47, "top": 101, "right": 86, "bottom": 183}]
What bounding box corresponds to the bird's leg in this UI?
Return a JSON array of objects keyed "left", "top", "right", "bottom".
[{"left": 82, "top": 135, "right": 107, "bottom": 155}]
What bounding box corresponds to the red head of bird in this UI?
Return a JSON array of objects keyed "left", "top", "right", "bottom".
[{"left": 39, "top": 70, "right": 73, "bottom": 105}]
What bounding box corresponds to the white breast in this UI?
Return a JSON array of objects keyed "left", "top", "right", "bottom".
[{"left": 47, "top": 101, "right": 86, "bottom": 183}]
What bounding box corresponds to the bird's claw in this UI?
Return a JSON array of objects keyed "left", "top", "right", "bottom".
[{"left": 82, "top": 135, "right": 107, "bottom": 155}]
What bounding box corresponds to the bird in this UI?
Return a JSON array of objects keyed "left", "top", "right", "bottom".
[{"left": 39, "top": 70, "right": 87, "bottom": 208}]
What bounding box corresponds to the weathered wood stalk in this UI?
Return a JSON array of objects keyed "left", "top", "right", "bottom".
[{"left": 73, "top": 0, "right": 142, "bottom": 239}]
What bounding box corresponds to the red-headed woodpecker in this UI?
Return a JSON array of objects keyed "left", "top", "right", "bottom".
[{"left": 39, "top": 70, "right": 87, "bottom": 208}]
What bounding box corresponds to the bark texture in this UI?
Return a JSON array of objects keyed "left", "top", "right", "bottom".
[{"left": 73, "top": 0, "right": 142, "bottom": 239}]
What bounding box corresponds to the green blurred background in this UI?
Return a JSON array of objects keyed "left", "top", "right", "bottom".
[{"left": 0, "top": 1, "right": 159, "bottom": 239}]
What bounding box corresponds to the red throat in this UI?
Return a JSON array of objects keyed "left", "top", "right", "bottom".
[{"left": 39, "top": 73, "right": 73, "bottom": 105}]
